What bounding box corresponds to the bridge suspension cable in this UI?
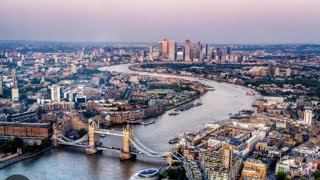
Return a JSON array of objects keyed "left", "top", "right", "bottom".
[{"left": 129, "top": 137, "right": 167, "bottom": 158}]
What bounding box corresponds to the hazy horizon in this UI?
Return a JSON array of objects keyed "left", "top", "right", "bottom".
[{"left": 1, "top": 0, "right": 320, "bottom": 44}]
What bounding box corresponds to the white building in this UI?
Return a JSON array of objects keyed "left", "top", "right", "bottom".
[
  {"left": 304, "top": 109, "right": 313, "bottom": 126},
  {"left": 168, "top": 40, "right": 176, "bottom": 61},
  {"left": 11, "top": 88, "right": 19, "bottom": 101},
  {"left": 71, "top": 64, "right": 77, "bottom": 74},
  {"left": 50, "top": 85, "right": 61, "bottom": 102}
]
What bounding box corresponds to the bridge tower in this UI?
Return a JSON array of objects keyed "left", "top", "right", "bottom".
[
  {"left": 166, "top": 151, "right": 173, "bottom": 166},
  {"left": 86, "top": 119, "right": 98, "bottom": 154},
  {"left": 52, "top": 123, "right": 58, "bottom": 147},
  {"left": 120, "top": 124, "right": 134, "bottom": 160}
]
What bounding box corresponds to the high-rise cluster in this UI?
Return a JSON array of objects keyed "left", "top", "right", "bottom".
[{"left": 160, "top": 38, "right": 234, "bottom": 63}]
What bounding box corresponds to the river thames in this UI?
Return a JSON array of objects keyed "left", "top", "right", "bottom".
[{"left": 0, "top": 64, "right": 255, "bottom": 180}]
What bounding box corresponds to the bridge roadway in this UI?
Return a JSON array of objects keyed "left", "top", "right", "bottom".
[
  {"left": 94, "top": 128, "right": 123, "bottom": 136},
  {"left": 55, "top": 130, "right": 168, "bottom": 159}
]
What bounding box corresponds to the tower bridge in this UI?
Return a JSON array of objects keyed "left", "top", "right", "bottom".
[{"left": 52, "top": 119, "right": 177, "bottom": 163}]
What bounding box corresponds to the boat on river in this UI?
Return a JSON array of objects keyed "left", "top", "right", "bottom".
[
  {"left": 125, "top": 119, "right": 143, "bottom": 124},
  {"left": 246, "top": 90, "right": 255, "bottom": 96},
  {"left": 169, "top": 137, "right": 180, "bottom": 144},
  {"left": 169, "top": 112, "right": 179, "bottom": 116},
  {"left": 140, "top": 120, "right": 155, "bottom": 126}
]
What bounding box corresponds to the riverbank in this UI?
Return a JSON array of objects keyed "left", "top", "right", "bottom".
[
  {"left": 128, "top": 63, "right": 259, "bottom": 97},
  {"left": 165, "top": 95, "right": 200, "bottom": 111},
  {"left": 0, "top": 146, "right": 53, "bottom": 170},
  {"left": 0, "top": 64, "right": 256, "bottom": 180}
]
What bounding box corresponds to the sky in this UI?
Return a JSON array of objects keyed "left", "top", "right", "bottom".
[{"left": 0, "top": 0, "right": 320, "bottom": 44}]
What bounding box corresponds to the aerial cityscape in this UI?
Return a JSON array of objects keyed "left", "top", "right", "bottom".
[{"left": 0, "top": 0, "right": 320, "bottom": 180}]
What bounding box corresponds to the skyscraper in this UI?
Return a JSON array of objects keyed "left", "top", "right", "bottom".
[
  {"left": 268, "top": 61, "right": 275, "bottom": 76},
  {"left": 0, "top": 76, "right": 3, "bottom": 97},
  {"left": 304, "top": 109, "right": 313, "bottom": 126},
  {"left": 184, "top": 39, "right": 191, "bottom": 61},
  {"left": 11, "top": 88, "right": 19, "bottom": 101},
  {"left": 54, "top": 55, "right": 58, "bottom": 64},
  {"left": 286, "top": 68, "right": 291, "bottom": 77},
  {"left": 227, "top": 46, "right": 231, "bottom": 55},
  {"left": 11, "top": 79, "right": 19, "bottom": 101},
  {"left": 161, "top": 39, "right": 168, "bottom": 57},
  {"left": 274, "top": 67, "right": 280, "bottom": 76},
  {"left": 11, "top": 68, "right": 16, "bottom": 79},
  {"left": 168, "top": 40, "right": 176, "bottom": 61},
  {"left": 176, "top": 47, "right": 184, "bottom": 61},
  {"left": 149, "top": 47, "right": 153, "bottom": 61},
  {"left": 215, "top": 48, "right": 222, "bottom": 64},
  {"left": 71, "top": 64, "right": 77, "bottom": 74},
  {"left": 50, "top": 85, "right": 61, "bottom": 102},
  {"left": 202, "top": 44, "right": 208, "bottom": 59},
  {"left": 222, "top": 142, "right": 233, "bottom": 169},
  {"left": 208, "top": 48, "right": 213, "bottom": 60},
  {"left": 194, "top": 41, "right": 202, "bottom": 60}
]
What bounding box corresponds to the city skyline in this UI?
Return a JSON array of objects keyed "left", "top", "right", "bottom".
[{"left": 1, "top": 0, "right": 320, "bottom": 44}]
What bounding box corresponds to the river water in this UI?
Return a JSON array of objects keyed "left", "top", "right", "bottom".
[{"left": 0, "top": 64, "right": 255, "bottom": 180}]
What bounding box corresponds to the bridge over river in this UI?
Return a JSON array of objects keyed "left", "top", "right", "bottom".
[
  {"left": 0, "top": 64, "right": 255, "bottom": 180},
  {"left": 53, "top": 119, "right": 173, "bottom": 161}
]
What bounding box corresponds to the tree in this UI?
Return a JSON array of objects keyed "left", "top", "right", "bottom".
[
  {"left": 276, "top": 171, "right": 289, "bottom": 180},
  {"left": 314, "top": 170, "right": 320, "bottom": 179},
  {"left": 83, "top": 111, "right": 95, "bottom": 118},
  {"left": 41, "top": 138, "right": 51, "bottom": 147},
  {"left": 78, "top": 128, "right": 88, "bottom": 137},
  {"left": 12, "top": 137, "right": 24, "bottom": 149}
]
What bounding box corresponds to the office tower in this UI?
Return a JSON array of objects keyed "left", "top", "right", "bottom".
[
  {"left": 304, "top": 109, "right": 313, "bottom": 126},
  {"left": 11, "top": 88, "right": 19, "bottom": 101},
  {"left": 184, "top": 39, "right": 191, "bottom": 61},
  {"left": 11, "top": 78, "right": 19, "bottom": 101},
  {"left": 140, "top": 50, "right": 146, "bottom": 58},
  {"left": 149, "top": 47, "right": 153, "bottom": 56},
  {"left": 148, "top": 47, "right": 154, "bottom": 61},
  {"left": 296, "top": 96, "right": 305, "bottom": 108},
  {"left": 51, "top": 85, "right": 61, "bottom": 102},
  {"left": 207, "top": 48, "right": 213, "bottom": 60},
  {"left": 13, "top": 79, "right": 18, "bottom": 89},
  {"left": 274, "top": 67, "right": 280, "bottom": 76},
  {"left": 40, "top": 76, "right": 45, "bottom": 84},
  {"left": 161, "top": 39, "right": 169, "bottom": 57},
  {"left": 17, "top": 61, "right": 22, "bottom": 67},
  {"left": 222, "top": 142, "right": 233, "bottom": 169},
  {"left": 176, "top": 47, "right": 184, "bottom": 61},
  {"left": 168, "top": 40, "right": 176, "bottom": 61},
  {"left": 215, "top": 48, "right": 222, "bottom": 64},
  {"left": 0, "top": 76, "right": 3, "bottom": 97},
  {"left": 34, "top": 65, "right": 39, "bottom": 72},
  {"left": 286, "top": 68, "right": 291, "bottom": 77},
  {"left": 268, "top": 61, "right": 275, "bottom": 76},
  {"left": 227, "top": 46, "right": 231, "bottom": 55},
  {"left": 202, "top": 44, "right": 208, "bottom": 59},
  {"left": 11, "top": 68, "right": 16, "bottom": 79},
  {"left": 194, "top": 41, "right": 202, "bottom": 60},
  {"left": 71, "top": 64, "right": 77, "bottom": 74}
]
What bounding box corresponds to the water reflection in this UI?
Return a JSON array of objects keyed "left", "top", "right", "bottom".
[{"left": 0, "top": 64, "right": 255, "bottom": 180}]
